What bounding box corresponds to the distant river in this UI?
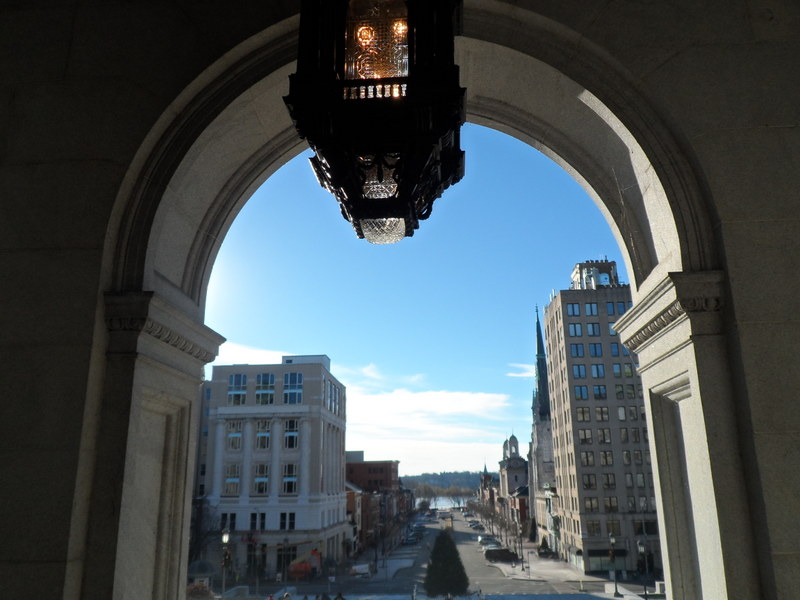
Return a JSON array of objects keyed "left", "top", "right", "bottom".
[{"left": 417, "top": 497, "right": 473, "bottom": 509}]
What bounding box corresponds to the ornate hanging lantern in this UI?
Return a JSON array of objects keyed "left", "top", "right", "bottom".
[{"left": 284, "top": 0, "right": 465, "bottom": 244}]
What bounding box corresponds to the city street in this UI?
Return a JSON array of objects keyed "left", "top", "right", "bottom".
[{"left": 253, "top": 512, "right": 627, "bottom": 599}]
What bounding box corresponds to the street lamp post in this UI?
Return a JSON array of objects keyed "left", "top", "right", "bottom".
[
  {"left": 283, "top": 537, "right": 289, "bottom": 584},
  {"left": 221, "top": 528, "right": 230, "bottom": 594},
  {"left": 609, "top": 534, "right": 622, "bottom": 598},
  {"left": 638, "top": 538, "right": 649, "bottom": 599}
]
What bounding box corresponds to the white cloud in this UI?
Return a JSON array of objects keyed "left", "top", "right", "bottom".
[
  {"left": 344, "top": 385, "right": 520, "bottom": 475},
  {"left": 361, "top": 363, "right": 382, "bottom": 379},
  {"left": 205, "top": 342, "right": 288, "bottom": 378},
  {"left": 506, "top": 363, "right": 536, "bottom": 378}
]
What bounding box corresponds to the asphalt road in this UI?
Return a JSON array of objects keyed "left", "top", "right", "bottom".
[{"left": 278, "top": 513, "right": 610, "bottom": 597}]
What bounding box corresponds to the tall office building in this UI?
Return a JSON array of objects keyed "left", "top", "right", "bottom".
[
  {"left": 543, "top": 261, "right": 659, "bottom": 575},
  {"left": 194, "top": 355, "right": 349, "bottom": 581}
]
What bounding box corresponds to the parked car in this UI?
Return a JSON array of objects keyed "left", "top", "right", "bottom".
[
  {"left": 471, "top": 524, "right": 485, "bottom": 531},
  {"left": 484, "top": 548, "right": 520, "bottom": 563},
  {"left": 402, "top": 536, "right": 418, "bottom": 545},
  {"left": 477, "top": 535, "right": 498, "bottom": 546}
]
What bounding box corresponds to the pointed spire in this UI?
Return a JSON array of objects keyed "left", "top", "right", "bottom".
[{"left": 532, "top": 305, "right": 551, "bottom": 419}]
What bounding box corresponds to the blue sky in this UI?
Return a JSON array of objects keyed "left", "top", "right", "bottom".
[{"left": 205, "top": 123, "right": 627, "bottom": 477}]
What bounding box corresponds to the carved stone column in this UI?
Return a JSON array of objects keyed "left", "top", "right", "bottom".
[
  {"left": 81, "top": 292, "right": 224, "bottom": 600},
  {"left": 615, "top": 272, "right": 759, "bottom": 600}
]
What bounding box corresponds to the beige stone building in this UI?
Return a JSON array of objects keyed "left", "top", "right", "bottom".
[
  {"left": 3, "top": 3, "right": 797, "bottom": 599},
  {"left": 196, "top": 356, "right": 348, "bottom": 581},
  {"left": 544, "top": 260, "right": 659, "bottom": 575}
]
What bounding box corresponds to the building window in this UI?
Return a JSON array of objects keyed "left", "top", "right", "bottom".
[
  {"left": 256, "top": 373, "right": 275, "bottom": 404},
  {"left": 226, "top": 420, "right": 243, "bottom": 451},
  {"left": 593, "top": 385, "right": 607, "bottom": 400},
  {"left": 282, "top": 463, "right": 298, "bottom": 494},
  {"left": 617, "top": 406, "right": 627, "bottom": 421},
  {"left": 603, "top": 473, "right": 616, "bottom": 489},
  {"left": 597, "top": 428, "right": 612, "bottom": 444},
  {"left": 255, "top": 419, "right": 270, "bottom": 449},
  {"left": 626, "top": 473, "right": 634, "bottom": 488},
  {"left": 631, "top": 428, "right": 641, "bottom": 443},
  {"left": 609, "top": 321, "right": 618, "bottom": 335},
  {"left": 579, "top": 429, "right": 593, "bottom": 444},
  {"left": 610, "top": 342, "right": 620, "bottom": 356},
  {"left": 580, "top": 451, "right": 595, "bottom": 466},
  {"left": 604, "top": 496, "right": 619, "bottom": 513},
  {"left": 283, "top": 372, "right": 303, "bottom": 404},
  {"left": 224, "top": 463, "right": 240, "bottom": 496},
  {"left": 628, "top": 496, "right": 637, "bottom": 512},
  {"left": 634, "top": 450, "right": 643, "bottom": 465},
  {"left": 227, "top": 373, "right": 247, "bottom": 406},
  {"left": 591, "top": 364, "right": 605, "bottom": 378},
  {"left": 574, "top": 385, "right": 589, "bottom": 400},
  {"left": 615, "top": 384, "right": 625, "bottom": 400},
  {"left": 623, "top": 451, "right": 632, "bottom": 465},
  {"left": 624, "top": 363, "right": 635, "bottom": 377},
  {"left": 284, "top": 419, "right": 299, "bottom": 449},
  {"left": 585, "top": 302, "right": 598, "bottom": 315},
  {"left": 589, "top": 343, "right": 603, "bottom": 357},
  {"left": 587, "top": 323, "right": 601, "bottom": 336},
  {"left": 220, "top": 512, "right": 237, "bottom": 531},
  {"left": 600, "top": 451, "right": 614, "bottom": 465},
  {"left": 613, "top": 363, "right": 622, "bottom": 377},
  {"left": 327, "top": 381, "right": 341, "bottom": 414},
  {"left": 570, "top": 343, "right": 585, "bottom": 357},
  {"left": 617, "top": 302, "right": 627, "bottom": 315},
  {"left": 576, "top": 407, "right": 590, "bottom": 422},
  {"left": 607, "top": 520, "right": 621, "bottom": 536},
  {"left": 606, "top": 302, "right": 616, "bottom": 315},
  {"left": 253, "top": 463, "right": 269, "bottom": 495},
  {"left": 639, "top": 496, "right": 648, "bottom": 511},
  {"left": 280, "top": 512, "right": 296, "bottom": 530},
  {"left": 595, "top": 406, "right": 609, "bottom": 421},
  {"left": 628, "top": 406, "right": 639, "bottom": 421},
  {"left": 587, "top": 520, "right": 601, "bottom": 536},
  {"left": 620, "top": 428, "right": 629, "bottom": 443},
  {"left": 572, "top": 364, "right": 586, "bottom": 378},
  {"left": 582, "top": 473, "right": 597, "bottom": 489},
  {"left": 584, "top": 497, "right": 599, "bottom": 512},
  {"left": 636, "top": 473, "right": 646, "bottom": 488},
  {"left": 568, "top": 323, "right": 583, "bottom": 337},
  {"left": 567, "top": 303, "right": 581, "bottom": 316}
]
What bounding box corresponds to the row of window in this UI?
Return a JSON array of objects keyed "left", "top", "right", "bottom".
[
  {"left": 220, "top": 511, "right": 297, "bottom": 531},
  {"left": 567, "top": 322, "right": 618, "bottom": 337},
  {"left": 569, "top": 342, "right": 631, "bottom": 358},
  {"left": 584, "top": 519, "right": 658, "bottom": 538},
  {"left": 573, "top": 384, "right": 643, "bottom": 400},
  {"left": 226, "top": 373, "right": 305, "bottom": 406},
  {"left": 572, "top": 363, "right": 637, "bottom": 379},
  {"left": 224, "top": 462, "right": 298, "bottom": 496},
  {"left": 578, "top": 449, "right": 650, "bottom": 466},
  {"left": 225, "top": 419, "right": 300, "bottom": 451},
  {"left": 566, "top": 301, "right": 630, "bottom": 317},
  {"left": 576, "top": 426, "right": 648, "bottom": 444},
  {"left": 583, "top": 495, "right": 655, "bottom": 513},
  {"left": 581, "top": 471, "right": 653, "bottom": 490}
]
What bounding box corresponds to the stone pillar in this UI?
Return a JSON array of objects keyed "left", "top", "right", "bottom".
[
  {"left": 82, "top": 292, "right": 223, "bottom": 600},
  {"left": 616, "top": 272, "right": 759, "bottom": 600}
]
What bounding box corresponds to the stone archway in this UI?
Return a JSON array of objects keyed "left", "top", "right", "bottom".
[{"left": 98, "top": 8, "right": 752, "bottom": 600}]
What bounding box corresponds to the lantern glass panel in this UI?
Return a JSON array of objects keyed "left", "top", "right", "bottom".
[
  {"left": 360, "top": 218, "right": 406, "bottom": 244},
  {"left": 345, "top": 0, "right": 408, "bottom": 80}
]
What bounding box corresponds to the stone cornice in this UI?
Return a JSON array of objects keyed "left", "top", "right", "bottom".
[
  {"left": 618, "top": 271, "right": 724, "bottom": 354},
  {"left": 106, "top": 315, "right": 217, "bottom": 363},
  {"left": 105, "top": 291, "right": 224, "bottom": 364}
]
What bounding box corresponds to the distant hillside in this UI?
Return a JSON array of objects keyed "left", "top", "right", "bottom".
[{"left": 402, "top": 471, "right": 490, "bottom": 490}]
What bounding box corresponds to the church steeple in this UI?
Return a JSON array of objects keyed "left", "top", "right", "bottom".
[{"left": 532, "top": 306, "right": 551, "bottom": 419}]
